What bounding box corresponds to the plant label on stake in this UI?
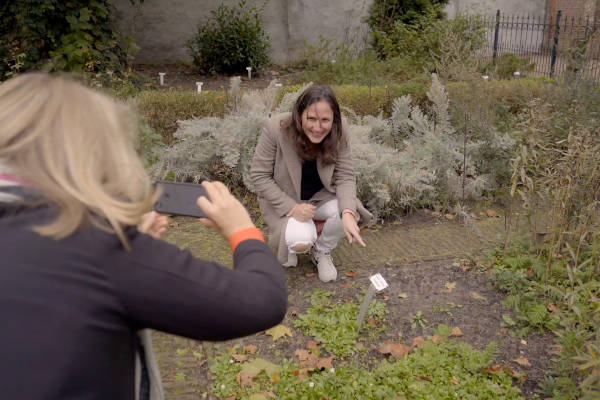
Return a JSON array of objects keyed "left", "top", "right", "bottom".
[
  {"left": 158, "top": 72, "right": 165, "bottom": 86},
  {"left": 357, "top": 273, "right": 388, "bottom": 333}
]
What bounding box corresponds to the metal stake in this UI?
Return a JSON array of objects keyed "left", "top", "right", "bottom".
[{"left": 357, "top": 273, "right": 388, "bottom": 333}]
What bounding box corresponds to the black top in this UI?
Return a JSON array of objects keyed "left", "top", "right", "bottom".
[
  {"left": 0, "top": 197, "right": 287, "bottom": 399},
  {"left": 301, "top": 159, "right": 324, "bottom": 201}
]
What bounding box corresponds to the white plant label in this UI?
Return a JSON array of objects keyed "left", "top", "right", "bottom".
[{"left": 369, "top": 273, "right": 388, "bottom": 291}]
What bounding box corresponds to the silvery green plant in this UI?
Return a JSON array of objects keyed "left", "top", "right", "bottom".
[{"left": 153, "top": 74, "right": 512, "bottom": 219}]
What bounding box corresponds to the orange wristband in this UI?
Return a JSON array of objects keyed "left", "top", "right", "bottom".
[{"left": 228, "top": 227, "right": 265, "bottom": 252}]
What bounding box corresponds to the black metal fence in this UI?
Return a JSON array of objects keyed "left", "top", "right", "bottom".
[{"left": 474, "top": 10, "right": 600, "bottom": 81}]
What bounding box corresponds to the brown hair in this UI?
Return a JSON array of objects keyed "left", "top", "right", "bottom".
[{"left": 283, "top": 85, "right": 342, "bottom": 164}]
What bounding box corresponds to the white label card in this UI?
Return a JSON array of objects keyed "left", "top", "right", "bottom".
[{"left": 369, "top": 273, "right": 388, "bottom": 291}]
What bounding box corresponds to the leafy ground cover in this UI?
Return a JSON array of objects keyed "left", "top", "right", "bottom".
[{"left": 153, "top": 212, "right": 555, "bottom": 399}]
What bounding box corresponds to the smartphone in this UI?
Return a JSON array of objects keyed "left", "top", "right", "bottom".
[{"left": 154, "top": 181, "right": 207, "bottom": 218}]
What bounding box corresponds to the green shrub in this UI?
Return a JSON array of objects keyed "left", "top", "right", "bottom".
[
  {"left": 374, "top": 14, "right": 486, "bottom": 71},
  {"left": 293, "top": 50, "right": 425, "bottom": 87},
  {"left": 366, "top": 0, "right": 449, "bottom": 58},
  {"left": 187, "top": 0, "right": 270, "bottom": 74},
  {"left": 0, "top": 0, "right": 140, "bottom": 80},
  {"left": 134, "top": 90, "right": 227, "bottom": 143}
]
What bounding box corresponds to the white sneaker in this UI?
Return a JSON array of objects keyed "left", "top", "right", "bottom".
[
  {"left": 311, "top": 250, "right": 337, "bottom": 282},
  {"left": 282, "top": 252, "right": 298, "bottom": 268}
]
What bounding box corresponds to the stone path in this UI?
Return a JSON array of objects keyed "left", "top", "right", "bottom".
[{"left": 164, "top": 213, "right": 511, "bottom": 269}]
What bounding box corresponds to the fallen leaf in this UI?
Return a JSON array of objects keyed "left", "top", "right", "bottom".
[
  {"left": 525, "top": 266, "right": 534, "bottom": 276},
  {"left": 345, "top": 269, "right": 358, "bottom": 277},
  {"left": 412, "top": 337, "right": 426, "bottom": 347},
  {"left": 339, "top": 282, "right": 351, "bottom": 289},
  {"left": 450, "top": 376, "right": 459, "bottom": 385},
  {"left": 486, "top": 209, "right": 499, "bottom": 218},
  {"left": 449, "top": 327, "right": 463, "bottom": 337},
  {"left": 445, "top": 213, "right": 455, "bottom": 220},
  {"left": 305, "top": 272, "right": 315, "bottom": 277},
  {"left": 232, "top": 354, "right": 248, "bottom": 362},
  {"left": 482, "top": 364, "right": 503, "bottom": 374},
  {"left": 249, "top": 391, "right": 276, "bottom": 400},
  {"left": 367, "top": 317, "right": 378, "bottom": 327},
  {"left": 197, "top": 360, "right": 206, "bottom": 367},
  {"left": 237, "top": 358, "right": 280, "bottom": 388},
  {"left": 294, "top": 349, "right": 318, "bottom": 369},
  {"left": 316, "top": 356, "right": 333, "bottom": 369},
  {"left": 265, "top": 324, "right": 292, "bottom": 341},
  {"left": 169, "top": 221, "right": 179, "bottom": 228},
  {"left": 398, "top": 292, "right": 408, "bottom": 299},
  {"left": 471, "top": 292, "right": 488, "bottom": 302},
  {"left": 547, "top": 303, "right": 557, "bottom": 312},
  {"left": 444, "top": 282, "right": 457, "bottom": 293},
  {"left": 289, "top": 307, "right": 300, "bottom": 317},
  {"left": 377, "top": 340, "right": 411, "bottom": 359},
  {"left": 291, "top": 368, "right": 310, "bottom": 382},
  {"left": 236, "top": 371, "right": 255, "bottom": 388},
  {"left": 418, "top": 375, "right": 433, "bottom": 382},
  {"left": 460, "top": 259, "right": 471, "bottom": 272},
  {"left": 470, "top": 212, "right": 480, "bottom": 220},
  {"left": 382, "top": 295, "right": 390, "bottom": 301},
  {"left": 431, "top": 335, "right": 443, "bottom": 344},
  {"left": 513, "top": 357, "right": 531, "bottom": 367},
  {"left": 306, "top": 340, "right": 320, "bottom": 350},
  {"left": 505, "top": 366, "right": 527, "bottom": 381}
]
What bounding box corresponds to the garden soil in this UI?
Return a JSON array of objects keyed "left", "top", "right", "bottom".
[{"left": 154, "top": 210, "right": 554, "bottom": 399}]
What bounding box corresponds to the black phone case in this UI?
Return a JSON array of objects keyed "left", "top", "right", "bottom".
[{"left": 154, "top": 181, "right": 207, "bottom": 218}]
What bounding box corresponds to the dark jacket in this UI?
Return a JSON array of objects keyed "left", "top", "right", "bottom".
[{"left": 0, "top": 196, "right": 287, "bottom": 399}]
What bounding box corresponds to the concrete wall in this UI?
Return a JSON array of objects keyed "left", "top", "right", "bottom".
[
  {"left": 444, "top": 0, "right": 547, "bottom": 18},
  {"left": 112, "top": 0, "right": 553, "bottom": 66},
  {"left": 112, "top": 0, "right": 370, "bottom": 66}
]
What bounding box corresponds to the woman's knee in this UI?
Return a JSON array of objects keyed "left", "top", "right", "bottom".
[{"left": 285, "top": 217, "right": 317, "bottom": 251}]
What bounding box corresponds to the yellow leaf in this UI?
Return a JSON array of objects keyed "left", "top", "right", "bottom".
[
  {"left": 398, "top": 292, "right": 408, "bottom": 299},
  {"left": 265, "top": 324, "right": 292, "bottom": 341},
  {"left": 445, "top": 213, "right": 455, "bottom": 220},
  {"left": 513, "top": 357, "right": 531, "bottom": 367},
  {"left": 449, "top": 327, "right": 463, "bottom": 337},
  {"left": 444, "top": 282, "right": 457, "bottom": 293}
]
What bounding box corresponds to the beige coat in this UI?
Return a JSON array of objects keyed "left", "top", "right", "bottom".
[{"left": 250, "top": 113, "right": 373, "bottom": 264}]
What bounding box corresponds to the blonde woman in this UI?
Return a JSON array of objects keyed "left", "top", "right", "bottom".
[{"left": 0, "top": 73, "right": 287, "bottom": 400}]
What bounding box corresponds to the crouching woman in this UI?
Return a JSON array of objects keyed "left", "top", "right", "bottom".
[{"left": 250, "top": 85, "right": 373, "bottom": 282}]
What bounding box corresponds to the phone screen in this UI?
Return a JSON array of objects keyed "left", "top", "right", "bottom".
[{"left": 154, "top": 181, "right": 207, "bottom": 218}]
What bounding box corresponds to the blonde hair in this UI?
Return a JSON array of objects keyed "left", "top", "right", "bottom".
[{"left": 0, "top": 73, "right": 158, "bottom": 247}]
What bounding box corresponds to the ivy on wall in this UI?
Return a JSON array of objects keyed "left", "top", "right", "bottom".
[{"left": 0, "top": 0, "right": 142, "bottom": 80}]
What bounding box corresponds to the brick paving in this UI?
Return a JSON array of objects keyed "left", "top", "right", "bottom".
[{"left": 164, "top": 215, "right": 510, "bottom": 268}]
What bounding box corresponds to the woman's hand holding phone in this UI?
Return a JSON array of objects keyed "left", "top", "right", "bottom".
[
  {"left": 138, "top": 211, "right": 169, "bottom": 239},
  {"left": 196, "top": 181, "right": 255, "bottom": 239}
]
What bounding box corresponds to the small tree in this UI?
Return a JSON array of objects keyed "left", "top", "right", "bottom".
[{"left": 187, "top": 0, "right": 270, "bottom": 75}]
